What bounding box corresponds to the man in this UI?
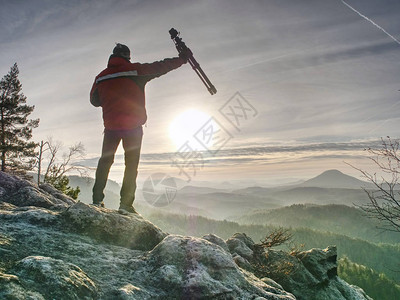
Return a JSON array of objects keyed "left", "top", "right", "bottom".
[{"left": 90, "top": 43, "right": 186, "bottom": 214}]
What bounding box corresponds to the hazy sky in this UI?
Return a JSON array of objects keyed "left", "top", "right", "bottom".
[{"left": 1, "top": 0, "right": 399, "bottom": 185}]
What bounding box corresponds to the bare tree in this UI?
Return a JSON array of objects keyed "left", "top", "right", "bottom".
[
  {"left": 36, "top": 140, "right": 49, "bottom": 185},
  {"left": 43, "top": 139, "right": 86, "bottom": 180},
  {"left": 252, "top": 228, "right": 297, "bottom": 280},
  {"left": 353, "top": 137, "right": 400, "bottom": 233},
  {"left": 255, "top": 228, "right": 293, "bottom": 250},
  {"left": 36, "top": 138, "right": 87, "bottom": 199}
]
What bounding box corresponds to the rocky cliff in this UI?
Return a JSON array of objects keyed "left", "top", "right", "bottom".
[{"left": 0, "top": 172, "right": 371, "bottom": 299}]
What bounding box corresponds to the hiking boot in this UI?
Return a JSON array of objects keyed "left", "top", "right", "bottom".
[
  {"left": 92, "top": 202, "right": 105, "bottom": 208},
  {"left": 118, "top": 205, "right": 137, "bottom": 215}
]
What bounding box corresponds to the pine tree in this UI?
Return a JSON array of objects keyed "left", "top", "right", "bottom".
[
  {"left": 338, "top": 256, "right": 400, "bottom": 300},
  {"left": 0, "top": 63, "right": 39, "bottom": 173}
]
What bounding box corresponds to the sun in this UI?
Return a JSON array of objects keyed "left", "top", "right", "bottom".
[{"left": 169, "top": 109, "right": 211, "bottom": 149}]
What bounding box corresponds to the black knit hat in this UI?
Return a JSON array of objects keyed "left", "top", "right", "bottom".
[{"left": 113, "top": 43, "right": 130, "bottom": 60}]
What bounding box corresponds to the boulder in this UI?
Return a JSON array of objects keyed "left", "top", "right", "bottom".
[
  {"left": 224, "top": 233, "right": 372, "bottom": 300},
  {"left": 226, "top": 232, "right": 255, "bottom": 261},
  {"left": 265, "top": 246, "right": 372, "bottom": 300},
  {"left": 13, "top": 256, "right": 97, "bottom": 300},
  {"left": 0, "top": 271, "right": 46, "bottom": 300},
  {"left": 0, "top": 171, "right": 75, "bottom": 208},
  {"left": 202, "top": 233, "right": 229, "bottom": 252},
  {"left": 297, "top": 246, "right": 338, "bottom": 282},
  {"left": 39, "top": 182, "right": 77, "bottom": 206},
  {"left": 0, "top": 205, "right": 59, "bottom": 227},
  {"left": 126, "top": 235, "right": 296, "bottom": 299},
  {"left": 232, "top": 253, "right": 253, "bottom": 272},
  {"left": 0, "top": 180, "right": 167, "bottom": 252},
  {"left": 61, "top": 202, "right": 167, "bottom": 251}
]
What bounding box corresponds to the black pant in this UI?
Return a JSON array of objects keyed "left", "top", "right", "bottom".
[{"left": 92, "top": 126, "right": 143, "bottom": 207}]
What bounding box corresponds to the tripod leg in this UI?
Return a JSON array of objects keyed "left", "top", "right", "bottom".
[{"left": 188, "top": 58, "right": 217, "bottom": 95}]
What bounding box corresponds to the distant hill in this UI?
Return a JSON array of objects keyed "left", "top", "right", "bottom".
[
  {"left": 60, "top": 169, "right": 372, "bottom": 215},
  {"left": 233, "top": 203, "right": 400, "bottom": 244},
  {"left": 178, "top": 185, "right": 225, "bottom": 195},
  {"left": 272, "top": 186, "right": 369, "bottom": 206},
  {"left": 134, "top": 170, "right": 373, "bottom": 219},
  {"left": 135, "top": 190, "right": 282, "bottom": 220},
  {"left": 299, "top": 169, "right": 371, "bottom": 189},
  {"left": 232, "top": 186, "right": 271, "bottom": 195}
]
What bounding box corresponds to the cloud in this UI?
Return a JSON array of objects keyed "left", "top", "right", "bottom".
[{"left": 78, "top": 139, "right": 381, "bottom": 171}]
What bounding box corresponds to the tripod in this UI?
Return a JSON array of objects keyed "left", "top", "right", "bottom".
[{"left": 169, "top": 28, "right": 217, "bottom": 95}]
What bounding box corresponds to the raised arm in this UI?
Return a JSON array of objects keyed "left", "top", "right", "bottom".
[{"left": 139, "top": 57, "right": 185, "bottom": 81}]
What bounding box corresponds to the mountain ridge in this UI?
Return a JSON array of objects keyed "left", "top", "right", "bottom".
[
  {"left": 67, "top": 169, "right": 372, "bottom": 218},
  {"left": 299, "top": 169, "right": 370, "bottom": 189}
]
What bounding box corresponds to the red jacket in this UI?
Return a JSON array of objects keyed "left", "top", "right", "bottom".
[{"left": 90, "top": 56, "right": 184, "bottom": 130}]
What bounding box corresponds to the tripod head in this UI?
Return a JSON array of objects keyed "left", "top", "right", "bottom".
[
  {"left": 169, "top": 28, "right": 179, "bottom": 39},
  {"left": 169, "top": 28, "right": 192, "bottom": 59}
]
